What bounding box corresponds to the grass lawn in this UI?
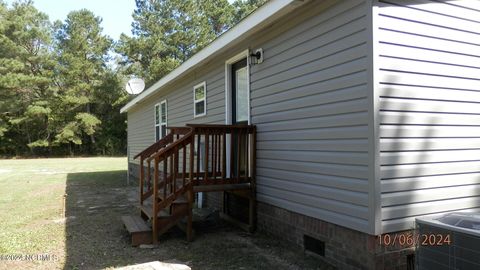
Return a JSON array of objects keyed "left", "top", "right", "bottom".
[{"left": 0, "top": 157, "right": 332, "bottom": 270}]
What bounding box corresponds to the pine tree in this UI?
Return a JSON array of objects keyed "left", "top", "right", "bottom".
[
  {"left": 54, "top": 9, "right": 112, "bottom": 153},
  {"left": 0, "top": 0, "right": 56, "bottom": 154},
  {"left": 232, "top": 0, "right": 268, "bottom": 23},
  {"left": 117, "top": 0, "right": 267, "bottom": 87}
]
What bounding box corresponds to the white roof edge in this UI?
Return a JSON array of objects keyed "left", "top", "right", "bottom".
[{"left": 120, "top": 0, "right": 299, "bottom": 113}]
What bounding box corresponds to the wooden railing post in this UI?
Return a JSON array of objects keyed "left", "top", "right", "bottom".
[
  {"left": 169, "top": 151, "right": 174, "bottom": 195},
  {"left": 140, "top": 157, "right": 144, "bottom": 205},
  {"left": 236, "top": 129, "right": 241, "bottom": 183},
  {"left": 173, "top": 146, "right": 178, "bottom": 193},
  {"left": 163, "top": 155, "right": 167, "bottom": 199},
  {"left": 222, "top": 133, "right": 226, "bottom": 180},
  {"left": 204, "top": 131, "right": 209, "bottom": 181},
  {"left": 212, "top": 133, "right": 216, "bottom": 181},
  {"left": 147, "top": 160, "right": 151, "bottom": 192},
  {"left": 251, "top": 127, "right": 257, "bottom": 187},
  {"left": 182, "top": 146, "right": 186, "bottom": 187},
  {"left": 230, "top": 131, "right": 234, "bottom": 179},
  {"left": 244, "top": 130, "right": 248, "bottom": 183},
  {"left": 196, "top": 134, "right": 200, "bottom": 183},
  {"left": 152, "top": 156, "right": 159, "bottom": 244},
  {"left": 189, "top": 136, "right": 194, "bottom": 183}
]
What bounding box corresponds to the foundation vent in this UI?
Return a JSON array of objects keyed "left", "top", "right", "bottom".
[{"left": 304, "top": 235, "right": 325, "bottom": 257}]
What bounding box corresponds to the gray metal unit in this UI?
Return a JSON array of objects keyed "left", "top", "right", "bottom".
[{"left": 416, "top": 213, "right": 480, "bottom": 270}]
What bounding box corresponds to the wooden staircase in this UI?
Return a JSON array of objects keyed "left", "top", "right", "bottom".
[{"left": 122, "top": 124, "right": 256, "bottom": 246}]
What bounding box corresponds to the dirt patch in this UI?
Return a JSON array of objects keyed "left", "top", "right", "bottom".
[
  {"left": 60, "top": 182, "right": 335, "bottom": 270},
  {"left": 0, "top": 161, "right": 334, "bottom": 270}
]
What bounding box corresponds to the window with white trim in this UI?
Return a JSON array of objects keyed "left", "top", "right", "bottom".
[
  {"left": 155, "top": 100, "right": 167, "bottom": 141},
  {"left": 193, "top": 82, "right": 206, "bottom": 117}
]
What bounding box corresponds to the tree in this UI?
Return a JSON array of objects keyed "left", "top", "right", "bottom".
[
  {"left": 53, "top": 9, "right": 112, "bottom": 153},
  {"left": 116, "top": 0, "right": 251, "bottom": 87},
  {"left": 0, "top": 0, "right": 265, "bottom": 157},
  {"left": 232, "top": 0, "right": 268, "bottom": 23},
  {"left": 0, "top": 0, "right": 56, "bottom": 155}
]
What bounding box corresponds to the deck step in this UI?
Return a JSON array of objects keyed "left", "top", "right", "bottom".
[
  {"left": 144, "top": 194, "right": 189, "bottom": 205},
  {"left": 158, "top": 193, "right": 189, "bottom": 204},
  {"left": 121, "top": 215, "right": 152, "bottom": 246},
  {"left": 139, "top": 205, "right": 171, "bottom": 219}
]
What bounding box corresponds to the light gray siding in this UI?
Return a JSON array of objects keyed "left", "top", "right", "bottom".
[
  {"left": 127, "top": 63, "right": 226, "bottom": 163},
  {"left": 375, "top": 0, "right": 480, "bottom": 232},
  {"left": 127, "top": 0, "right": 373, "bottom": 234},
  {"left": 250, "top": 0, "right": 371, "bottom": 233}
]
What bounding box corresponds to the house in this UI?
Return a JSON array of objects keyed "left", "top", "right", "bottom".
[{"left": 120, "top": 0, "right": 480, "bottom": 269}]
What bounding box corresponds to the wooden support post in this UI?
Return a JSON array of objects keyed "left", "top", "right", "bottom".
[
  {"left": 190, "top": 138, "right": 194, "bottom": 183},
  {"left": 244, "top": 132, "right": 248, "bottom": 183},
  {"left": 186, "top": 186, "right": 193, "bottom": 242},
  {"left": 152, "top": 157, "right": 159, "bottom": 244},
  {"left": 236, "top": 130, "right": 240, "bottom": 183},
  {"left": 147, "top": 160, "right": 151, "bottom": 191},
  {"left": 196, "top": 135, "right": 200, "bottom": 182},
  {"left": 250, "top": 127, "right": 257, "bottom": 232},
  {"left": 222, "top": 134, "right": 226, "bottom": 180},
  {"left": 230, "top": 133, "right": 234, "bottom": 179},
  {"left": 163, "top": 157, "right": 167, "bottom": 199},
  {"left": 212, "top": 133, "right": 216, "bottom": 181},
  {"left": 173, "top": 147, "right": 178, "bottom": 192},
  {"left": 204, "top": 132, "right": 209, "bottom": 181},
  {"left": 140, "top": 157, "right": 144, "bottom": 205},
  {"left": 182, "top": 147, "right": 186, "bottom": 187},
  {"left": 248, "top": 194, "right": 256, "bottom": 233},
  {"left": 252, "top": 127, "right": 257, "bottom": 189}
]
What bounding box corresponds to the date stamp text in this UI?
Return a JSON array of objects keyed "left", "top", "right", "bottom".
[{"left": 378, "top": 232, "right": 451, "bottom": 247}]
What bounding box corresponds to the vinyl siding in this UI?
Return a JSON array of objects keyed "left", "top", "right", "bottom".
[
  {"left": 127, "top": 0, "right": 372, "bottom": 233},
  {"left": 375, "top": 0, "right": 480, "bottom": 233},
  {"left": 250, "top": 0, "right": 371, "bottom": 233},
  {"left": 127, "top": 63, "right": 225, "bottom": 163}
]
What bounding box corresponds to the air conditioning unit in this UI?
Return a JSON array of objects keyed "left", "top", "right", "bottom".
[{"left": 416, "top": 212, "right": 480, "bottom": 270}]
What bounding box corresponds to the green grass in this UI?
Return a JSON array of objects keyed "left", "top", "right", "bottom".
[
  {"left": 0, "top": 157, "right": 332, "bottom": 270},
  {"left": 0, "top": 157, "right": 127, "bottom": 269}
]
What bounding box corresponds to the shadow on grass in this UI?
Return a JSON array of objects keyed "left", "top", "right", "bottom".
[
  {"left": 64, "top": 170, "right": 141, "bottom": 269},
  {"left": 63, "top": 170, "right": 333, "bottom": 270}
]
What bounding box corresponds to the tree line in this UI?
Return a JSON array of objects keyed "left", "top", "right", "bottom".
[{"left": 0, "top": 0, "right": 265, "bottom": 157}]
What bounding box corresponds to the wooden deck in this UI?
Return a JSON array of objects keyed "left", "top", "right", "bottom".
[{"left": 123, "top": 124, "right": 256, "bottom": 246}]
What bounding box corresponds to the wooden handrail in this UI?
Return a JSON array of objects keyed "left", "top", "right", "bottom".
[
  {"left": 146, "top": 127, "right": 194, "bottom": 163},
  {"left": 134, "top": 133, "right": 173, "bottom": 160},
  {"left": 132, "top": 124, "right": 258, "bottom": 244},
  {"left": 135, "top": 124, "right": 256, "bottom": 244},
  {"left": 187, "top": 124, "right": 256, "bottom": 133},
  {"left": 134, "top": 126, "right": 191, "bottom": 160},
  {"left": 136, "top": 126, "right": 194, "bottom": 206},
  {"left": 168, "top": 126, "right": 191, "bottom": 135}
]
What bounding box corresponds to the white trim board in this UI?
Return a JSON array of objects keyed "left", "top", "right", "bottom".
[
  {"left": 193, "top": 81, "right": 207, "bottom": 118},
  {"left": 224, "top": 49, "right": 251, "bottom": 125},
  {"left": 224, "top": 49, "right": 251, "bottom": 178},
  {"left": 120, "top": 0, "right": 301, "bottom": 113},
  {"left": 154, "top": 100, "right": 167, "bottom": 141}
]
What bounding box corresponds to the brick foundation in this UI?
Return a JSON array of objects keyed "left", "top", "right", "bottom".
[
  {"left": 128, "top": 162, "right": 413, "bottom": 269},
  {"left": 257, "top": 202, "right": 414, "bottom": 270}
]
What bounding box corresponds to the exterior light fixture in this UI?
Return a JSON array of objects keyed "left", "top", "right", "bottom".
[{"left": 250, "top": 48, "right": 263, "bottom": 65}]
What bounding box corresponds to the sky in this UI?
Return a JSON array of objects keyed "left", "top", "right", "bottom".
[
  {"left": 6, "top": 0, "right": 236, "bottom": 41},
  {"left": 7, "top": 0, "right": 136, "bottom": 40}
]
